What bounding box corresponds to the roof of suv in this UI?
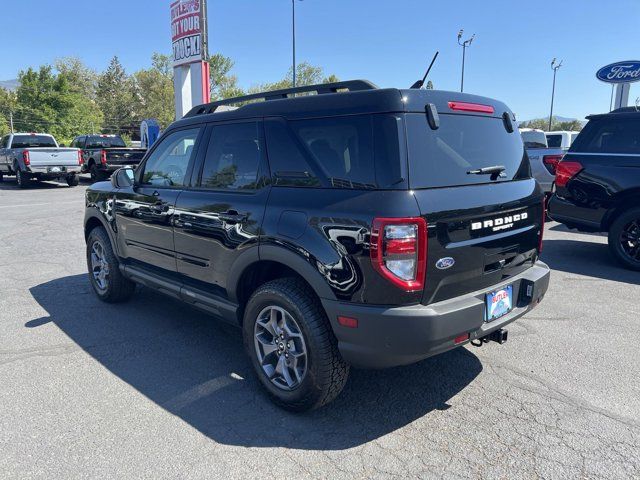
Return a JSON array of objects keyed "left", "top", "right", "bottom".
[
  {"left": 587, "top": 106, "right": 640, "bottom": 120},
  {"left": 172, "top": 79, "right": 514, "bottom": 129}
]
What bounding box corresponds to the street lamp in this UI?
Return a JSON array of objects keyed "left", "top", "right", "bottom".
[
  {"left": 549, "top": 58, "right": 563, "bottom": 131},
  {"left": 292, "top": 0, "right": 303, "bottom": 88},
  {"left": 457, "top": 29, "right": 475, "bottom": 93}
]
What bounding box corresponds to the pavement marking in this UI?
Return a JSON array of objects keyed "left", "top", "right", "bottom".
[{"left": 0, "top": 201, "right": 81, "bottom": 209}]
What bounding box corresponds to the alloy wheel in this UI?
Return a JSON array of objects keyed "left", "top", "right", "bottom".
[
  {"left": 253, "top": 305, "right": 308, "bottom": 391},
  {"left": 90, "top": 240, "right": 110, "bottom": 291},
  {"left": 620, "top": 218, "right": 640, "bottom": 263}
]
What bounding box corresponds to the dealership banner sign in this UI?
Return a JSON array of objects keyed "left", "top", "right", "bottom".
[
  {"left": 171, "top": 0, "right": 208, "bottom": 67},
  {"left": 596, "top": 61, "right": 640, "bottom": 84}
]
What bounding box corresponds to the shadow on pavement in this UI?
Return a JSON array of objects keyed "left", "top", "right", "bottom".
[
  {"left": 542, "top": 238, "right": 640, "bottom": 285},
  {"left": 0, "top": 178, "right": 68, "bottom": 190},
  {"left": 548, "top": 223, "right": 605, "bottom": 237},
  {"left": 28, "top": 273, "right": 482, "bottom": 450}
]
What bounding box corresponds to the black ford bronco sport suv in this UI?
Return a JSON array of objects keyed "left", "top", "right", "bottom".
[
  {"left": 84, "top": 80, "right": 550, "bottom": 411},
  {"left": 549, "top": 107, "right": 640, "bottom": 270}
]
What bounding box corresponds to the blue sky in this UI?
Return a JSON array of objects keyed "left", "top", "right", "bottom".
[{"left": 1, "top": 0, "right": 638, "bottom": 121}]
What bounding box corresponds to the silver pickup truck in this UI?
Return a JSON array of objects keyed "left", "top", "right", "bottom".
[
  {"left": 0, "top": 133, "right": 83, "bottom": 188},
  {"left": 519, "top": 128, "right": 565, "bottom": 195}
]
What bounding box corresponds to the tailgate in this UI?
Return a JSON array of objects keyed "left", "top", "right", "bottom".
[
  {"left": 26, "top": 148, "right": 80, "bottom": 166},
  {"left": 415, "top": 180, "right": 543, "bottom": 305},
  {"left": 105, "top": 148, "right": 146, "bottom": 164}
]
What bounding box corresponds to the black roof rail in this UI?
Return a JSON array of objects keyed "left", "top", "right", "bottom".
[{"left": 184, "top": 79, "right": 378, "bottom": 118}]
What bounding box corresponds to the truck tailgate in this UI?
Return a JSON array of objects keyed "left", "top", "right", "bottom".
[{"left": 26, "top": 148, "right": 80, "bottom": 167}]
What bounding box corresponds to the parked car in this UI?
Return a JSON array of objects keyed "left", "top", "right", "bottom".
[
  {"left": 549, "top": 107, "right": 640, "bottom": 270},
  {"left": 84, "top": 80, "right": 550, "bottom": 410},
  {"left": 71, "top": 134, "right": 146, "bottom": 181},
  {"left": 0, "top": 133, "right": 82, "bottom": 188},
  {"left": 546, "top": 130, "right": 580, "bottom": 150},
  {"left": 520, "top": 128, "right": 565, "bottom": 194}
]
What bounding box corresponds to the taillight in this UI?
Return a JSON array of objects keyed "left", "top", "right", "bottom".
[
  {"left": 555, "top": 161, "right": 583, "bottom": 188},
  {"left": 22, "top": 150, "right": 30, "bottom": 166},
  {"left": 542, "top": 154, "right": 563, "bottom": 175},
  {"left": 539, "top": 196, "right": 546, "bottom": 253},
  {"left": 448, "top": 101, "right": 495, "bottom": 114},
  {"left": 100, "top": 150, "right": 107, "bottom": 165},
  {"left": 370, "top": 217, "right": 427, "bottom": 292},
  {"left": 77, "top": 150, "right": 84, "bottom": 166}
]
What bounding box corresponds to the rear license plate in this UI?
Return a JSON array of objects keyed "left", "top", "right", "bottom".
[
  {"left": 49, "top": 166, "right": 62, "bottom": 173},
  {"left": 485, "top": 285, "right": 513, "bottom": 322}
]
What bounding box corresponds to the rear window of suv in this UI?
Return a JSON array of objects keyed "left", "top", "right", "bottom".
[
  {"left": 406, "top": 113, "right": 528, "bottom": 189},
  {"left": 570, "top": 116, "right": 640, "bottom": 154}
]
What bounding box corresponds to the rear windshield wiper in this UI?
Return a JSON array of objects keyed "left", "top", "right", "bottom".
[{"left": 467, "top": 165, "right": 506, "bottom": 180}]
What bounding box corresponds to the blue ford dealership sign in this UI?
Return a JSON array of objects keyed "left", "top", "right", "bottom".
[{"left": 596, "top": 61, "right": 640, "bottom": 84}]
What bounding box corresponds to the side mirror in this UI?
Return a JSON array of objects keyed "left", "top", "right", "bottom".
[{"left": 111, "top": 167, "right": 136, "bottom": 188}]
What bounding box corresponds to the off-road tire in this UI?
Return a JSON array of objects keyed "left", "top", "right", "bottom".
[
  {"left": 86, "top": 226, "right": 136, "bottom": 302},
  {"left": 66, "top": 174, "right": 79, "bottom": 187},
  {"left": 608, "top": 207, "right": 640, "bottom": 271},
  {"left": 243, "top": 278, "right": 349, "bottom": 411},
  {"left": 15, "top": 167, "right": 29, "bottom": 188}
]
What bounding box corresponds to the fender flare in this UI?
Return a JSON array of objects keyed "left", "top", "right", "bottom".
[
  {"left": 84, "top": 209, "right": 120, "bottom": 256},
  {"left": 226, "top": 243, "right": 338, "bottom": 304}
]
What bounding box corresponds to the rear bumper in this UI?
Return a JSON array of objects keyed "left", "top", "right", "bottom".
[
  {"left": 28, "top": 166, "right": 81, "bottom": 175},
  {"left": 322, "top": 261, "right": 550, "bottom": 369},
  {"left": 548, "top": 194, "right": 603, "bottom": 231}
]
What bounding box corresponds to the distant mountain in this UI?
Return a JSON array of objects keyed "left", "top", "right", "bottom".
[
  {"left": 519, "top": 115, "right": 587, "bottom": 127},
  {"left": 0, "top": 79, "right": 19, "bottom": 91}
]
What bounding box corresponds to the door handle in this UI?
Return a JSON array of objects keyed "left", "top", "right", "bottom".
[{"left": 219, "top": 210, "right": 247, "bottom": 224}]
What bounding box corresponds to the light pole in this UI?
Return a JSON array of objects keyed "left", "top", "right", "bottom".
[
  {"left": 457, "top": 29, "right": 475, "bottom": 93},
  {"left": 549, "top": 58, "right": 563, "bottom": 131},
  {"left": 292, "top": 0, "right": 303, "bottom": 88}
]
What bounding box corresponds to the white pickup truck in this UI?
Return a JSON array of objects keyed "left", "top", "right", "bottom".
[
  {"left": 519, "top": 128, "right": 565, "bottom": 195},
  {"left": 0, "top": 133, "right": 83, "bottom": 188}
]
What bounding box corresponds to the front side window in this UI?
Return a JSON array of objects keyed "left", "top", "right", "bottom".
[
  {"left": 199, "top": 122, "right": 261, "bottom": 190},
  {"left": 141, "top": 128, "right": 200, "bottom": 187}
]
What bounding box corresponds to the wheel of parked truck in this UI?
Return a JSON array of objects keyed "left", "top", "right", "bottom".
[
  {"left": 66, "top": 174, "right": 79, "bottom": 187},
  {"left": 608, "top": 207, "right": 640, "bottom": 271},
  {"left": 15, "top": 168, "right": 29, "bottom": 189},
  {"left": 243, "top": 278, "right": 349, "bottom": 411},
  {"left": 86, "top": 226, "right": 136, "bottom": 302},
  {"left": 90, "top": 164, "right": 105, "bottom": 182}
]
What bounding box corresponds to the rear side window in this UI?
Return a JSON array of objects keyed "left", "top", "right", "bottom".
[
  {"left": 199, "top": 122, "right": 261, "bottom": 190},
  {"left": 406, "top": 113, "right": 528, "bottom": 189},
  {"left": 570, "top": 117, "right": 640, "bottom": 154},
  {"left": 266, "top": 114, "right": 405, "bottom": 189},
  {"left": 11, "top": 135, "right": 57, "bottom": 148}
]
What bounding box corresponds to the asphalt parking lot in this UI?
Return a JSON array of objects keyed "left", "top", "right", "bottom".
[{"left": 1, "top": 178, "right": 639, "bottom": 479}]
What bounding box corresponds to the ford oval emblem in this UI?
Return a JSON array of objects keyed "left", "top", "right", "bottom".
[
  {"left": 436, "top": 257, "right": 455, "bottom": 270},
  {"left": 596, "top": 61, "right": 640, "bottom": 84}
]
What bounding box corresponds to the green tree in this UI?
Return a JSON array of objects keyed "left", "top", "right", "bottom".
[
  {"left": 54, "top": 57, "right": 98, "bottom": 99},
  {"left": 248, "top": 61, "right": 340, "bottom": 95},
  {"left": 96, "top": 56, "right": 136, "bottom": 132},
  {"left": 0, "top": 88, "right": 17, "bottom": 135},
  {"left": 519, "top": 117, "right": 583, "bottom": 132},
  {"left": 208, "top": 53, "right": 244, "bottom": 100},
  {"left": 132, "top": 53, "right": 175, "bottom": 128}
]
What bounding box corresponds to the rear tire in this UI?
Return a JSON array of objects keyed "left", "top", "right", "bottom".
[
  {"left": 90, "top": 164, "right": 106, "bottom": 182},
  {"left": 243, "top": 278, "right": 349, "bottom": 411},
  {"left": 66, "top": 174, "right": 79, "bottom": 187},
  {"left": 608, "top": 207, "right": 640, "bottom": 271},
  {"left": 15, "top": 168, "right": 29, "bottom": 188},
  {"left": 86, "top": 226, "right": 136, "bottom": 302}
]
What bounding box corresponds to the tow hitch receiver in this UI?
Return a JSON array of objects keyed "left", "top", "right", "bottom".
[{"left": 471, "top": 328, "right": 508, "bottom": 347}]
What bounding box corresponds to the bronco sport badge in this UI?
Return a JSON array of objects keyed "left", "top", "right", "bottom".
[{"left": 471, "top": 212, "right": 528, "bottom": 233}]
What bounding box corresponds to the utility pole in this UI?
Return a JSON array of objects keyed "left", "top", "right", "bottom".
[
  {"left": 9, "top": 112, "right": 14, "bottom": 134},
  {"left": 609, "top": 84, "right": 615, "bottom": 112},
  {"left": 549, "top": 58, "right": 563, "bottom": 131},
  {"left": 457, "top": 29, "right": 475, "bottom": 93},
  {"left": 292, "top": 0, "right": 303, "bottom": 88}
]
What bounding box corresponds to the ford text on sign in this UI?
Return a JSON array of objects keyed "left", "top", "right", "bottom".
[
  {"left": 596, "top": 61, "right": 640, "bottom": 84},
  {"left": 171, "top": 0, "right": 204, "bottom": 67}
]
